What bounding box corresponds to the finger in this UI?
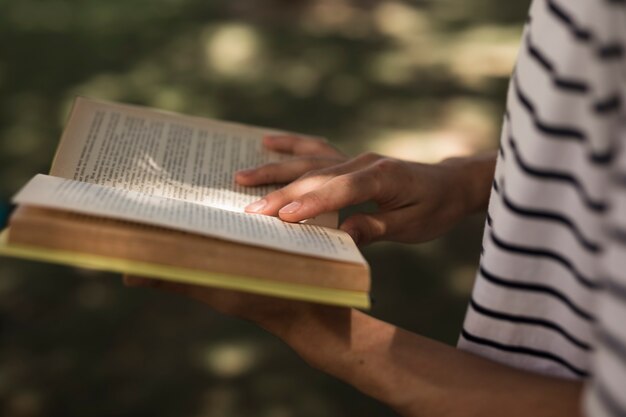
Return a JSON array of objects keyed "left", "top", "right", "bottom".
[
  {"left": 123, "top": 274, "right": 217, "bottom": 303},
  {"left": 121, "top": 275, "right": 280, "bottom": 318},
  {"left": 339, "top": 211, "right": 406, "bottom": 245},
  {"left": 275, "top": 170, "right": 380, "bottom": 223},
  {"left": 263, "top": 134, "right": 341, "bottom": 157},
  {"left": 245, "top": 172, "right": 337, "bottom": 215},
  {"left": 235, "top": 157, "right": 343, "bottom": 186},
  {"left": 124, "top": 274, "right": 182, "bottom": 292},
  {"left": 244, "top": 153, "right": 384, "bottom": 215},
  {"left": 123, "top": 274, "right": 149, "bottom": 287}
]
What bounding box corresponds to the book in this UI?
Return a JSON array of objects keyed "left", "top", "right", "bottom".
[{"left": 0, "top": 97, "right": 370, "bottom": 309}]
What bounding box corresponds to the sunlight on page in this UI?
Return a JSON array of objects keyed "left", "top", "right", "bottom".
[
  {"left": 52, "top": 98, "right": 290, "bottom": 211},
  {"left": 50, "top": 98, "right": 337, "bottom": 227},
  {"left": 12, "top": 175, "right": 364, "bottom": 265}
]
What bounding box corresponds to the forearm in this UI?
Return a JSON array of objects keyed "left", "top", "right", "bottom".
[
  {"left": 441, "top": 151, "right": 497, "bottom": 216},
  {"left": 261, "top": 308, "right": 582, "bottom": 417}
]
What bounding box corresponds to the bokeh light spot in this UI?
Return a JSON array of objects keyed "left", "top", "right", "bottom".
[
  {"left": 199, "top": 341, "right": 258, "bottom": 378},
  {"left": 203, "top": 24, "right": 264, "bottom": 79}
]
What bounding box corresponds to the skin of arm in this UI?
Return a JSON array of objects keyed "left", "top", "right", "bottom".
[
  {"left": 125, "top": 136, "right": 582, "bottom": 416},
  {"left": 123, "top": 279, "right": 582, "bottom": 417},
  {"left": 277, "top": 306, "right": 583, "bottom": 417}
]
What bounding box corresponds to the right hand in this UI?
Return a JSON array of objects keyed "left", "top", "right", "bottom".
[
  {"left": 235, "top": 134, "right": 347, "bottom": 186},
  {"left": 241, "top": 151, "right": 496, "bottom": 245}
]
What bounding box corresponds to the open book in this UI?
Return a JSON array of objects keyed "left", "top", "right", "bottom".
[{"left": 0, "top": 97, "right": 370, "bottom": 309}]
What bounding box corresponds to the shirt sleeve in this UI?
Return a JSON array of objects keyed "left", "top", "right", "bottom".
[{"left": 582, "top": 43, "right": 626, "bottom": 417}]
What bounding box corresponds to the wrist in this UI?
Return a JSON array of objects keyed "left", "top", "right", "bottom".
[
  {"left": 270, "top": 308, "right": 425, "bottom": 411},
  {"left": 252, "top": 301, "right": 343, "bottom": 344},
  {"left": 439, "top": 151, "right": 497, "bottom": 216}
]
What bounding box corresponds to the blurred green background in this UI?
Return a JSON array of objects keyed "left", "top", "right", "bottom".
[{"left": 0, "top": 0, "right": 528, "bottom": 416}]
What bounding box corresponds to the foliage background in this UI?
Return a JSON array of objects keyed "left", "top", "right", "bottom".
[{"left": 0, "top": 0, "right": 528, "bottom": 416}]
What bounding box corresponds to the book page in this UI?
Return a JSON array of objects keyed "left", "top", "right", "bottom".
[
  {"left": 12, "top": 175, "right": 364, "bottom": 265},
  {"left": 51, "top": 97, "right": 337, "bottom": 228}
]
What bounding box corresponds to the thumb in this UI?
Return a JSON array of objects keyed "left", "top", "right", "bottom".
[
  {"left": 340, "top": 210, "right": 407, "bottom": 245},
  {"left": 340, "top": 213, "right": 388, "bottom": 245}
]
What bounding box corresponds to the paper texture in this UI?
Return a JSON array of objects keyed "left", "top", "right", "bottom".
[
  {"left": 50, "top": 97, "right": 337, "bottom": 228},
  {"left": 13, "top": 174, "right": 364, "bottom": 265}
]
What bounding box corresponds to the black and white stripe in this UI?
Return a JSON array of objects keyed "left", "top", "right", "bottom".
[{"left": 456, "top": 1, "right": 626, "bottom": 415}]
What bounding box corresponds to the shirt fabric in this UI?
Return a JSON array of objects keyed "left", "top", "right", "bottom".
[{"left": 457, "top": 0, "right": 626, "bottom": 415}]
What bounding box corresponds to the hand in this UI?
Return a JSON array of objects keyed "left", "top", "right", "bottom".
[
  {"left": 235, "top": 134, "right": 347, "bottom": 187},
  {"left": 123, "top": 271, "right": 580, "bottom": 417},
  {"left": 122, "top": 275, "right": 344, "bottom": 338},
  {"left": 242, "top": 152, "right": 496, "bottom": 245}
]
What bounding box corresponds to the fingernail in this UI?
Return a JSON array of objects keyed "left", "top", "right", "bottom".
[
  {"left": 245, "top": 199, "right": 267, "bottom": 212},
  {"left": 263, "top": 135, "right": 277, "bottom": 143},
  {"left": 279, "top": 201, "right": 302, "bottom": 214}
]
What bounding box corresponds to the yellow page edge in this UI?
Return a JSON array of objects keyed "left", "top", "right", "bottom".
[{"left": 0, "top": 229, "right": 370, "bottom": 310}]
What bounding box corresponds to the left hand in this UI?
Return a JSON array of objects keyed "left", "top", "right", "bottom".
[{"left": 122, "top": 275, "right": 346, "bottom": 337}]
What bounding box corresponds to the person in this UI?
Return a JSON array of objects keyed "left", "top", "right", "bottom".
[{"left": 124, "top": 0, "right": 626, "bottom": 415}]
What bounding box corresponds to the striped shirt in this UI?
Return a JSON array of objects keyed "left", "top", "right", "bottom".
[{"left": 456, "top": 0, "right": 626, "bottom": 415}]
